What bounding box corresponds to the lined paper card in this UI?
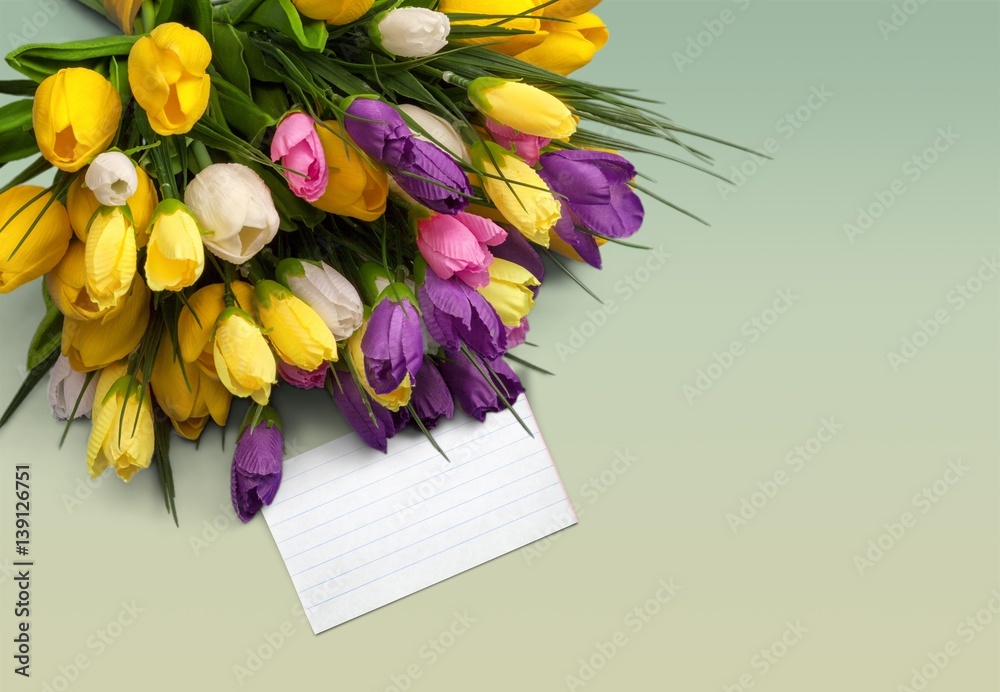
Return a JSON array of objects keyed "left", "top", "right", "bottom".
[{"left": 262, "top": 398, "right": 577, "bottom": 634}]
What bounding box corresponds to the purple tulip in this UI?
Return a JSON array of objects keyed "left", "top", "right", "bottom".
[
  {"left": 394, "top": 138, "right": 473, "bottom": 215},
  {"left": 330, "top": 374, "right": 409, "bottom": 453},
  {"left": 361, "top": 299, "right": 424, "bottom": 395},
  {"left": 410, "top": 357, "right": 454, "bottom": 429},
  {"left": 419, "top": 271, "right": 507, "bottom": 360},
  {"left": 344, "top": 98, "right": 471, "bottom": 214},
  {"left": 552, "top": 207, "right": 602, "bottom": 269},
  {"left": 231, "top": 411, "right": 284, "bottom": 523},
  {"left": 490, "top": 229, "right": 545, "bottom": 296},
  {"left": 438, "top": 351, "right": 524, "bottom": 422},
  {"left": 538, "top": 150, "right": 645, "bottom": 239},
  {"left": 343, "top": 98, "right": 412, "bottom": 167}
]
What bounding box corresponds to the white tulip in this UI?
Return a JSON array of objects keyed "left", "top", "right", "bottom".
[
  {"left": 398, "top": 104, "right": 470, "bottom": 163},
  {"left": 85, "top": 152, "right": 138, "bottom": 206},
  {"left": 48, "top": 355, "right": 98, "bottom": 420},
  {"left": 183, "top": 163, "right": 280, "bottom": 265},
  {"left": 374, "top": 7, "right": 451, "bottom": 59},
  {"left": 284, "top": 261, "right": 364, "bottom": 341}
]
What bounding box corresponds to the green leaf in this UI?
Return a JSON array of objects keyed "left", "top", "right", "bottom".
[
  {"left": 211, "top": 23, "right": 253, "bottom": 95},
  {"left": 212, "top": 76, "right": 276, "bottom": 146},
  {"left": 107, "top": 56, "right": 132, "bottom": 110},
  {"left": 5, "top": 35, "right": 141, "bottom": 82},
  {"left": 27, "top": 285, "right": 63, "bottom": 371},
  {"left": 217, "top": 0, "right": 267, "bottom": 25},
  {"left": 240, "top": 0, "right": 329, "bottom": 53},
  {"left": 0, "top": 100, "right": 37, "bottom": 165},
  {"left": 0, "top": 349, "right": 58, "bottom": 430},
  {"left": 0, "top": 80, "right": 37, "bottom": 97},
  {"left": 152, "top": 410, "right": 179, "bottom": 526}
]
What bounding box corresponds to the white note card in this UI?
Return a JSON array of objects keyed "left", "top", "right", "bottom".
[{"left": 262, "top": 398, "right": 577, "bottom": 634}]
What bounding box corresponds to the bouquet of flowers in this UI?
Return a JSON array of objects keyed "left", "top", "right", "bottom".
[{"left": 0, "top": 0, "right": 744, "bottom": 523}]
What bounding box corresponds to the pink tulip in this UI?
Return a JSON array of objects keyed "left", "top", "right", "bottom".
[
  {"left": 270, "top": 113, "right": 328, "bottom": 202},
  {"left": 277, "top": 360, "right": 330, "bottom": 390},
  {"left": 485, "top": 119, "right": 552, "bottom": 166},
  {"left": 417, "top": 211, "right": 507, "bottom": 290}
]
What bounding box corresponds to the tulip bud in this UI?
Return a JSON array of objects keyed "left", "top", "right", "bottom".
[
  {"left": 151, "top": 340, "right": 231, "bottom": 441},
  {"left": 516, "top": 13, "right": 609, "bottom": 76},
  {"left": 254, "top": 280, "right": 339, "bottom": 372},
  {"left": 145, "top": 200, "right": 205, "bottom": 292},
  {"left": 537, "top": 0, "right": 602, "bottom": 19},
  {"left": 86, "top": 362, "right": 154, "bottom": 482},
  {"left": 467, "top": 77, "right": 577, "bottom": 140},
  {"left": 291, "top": 0, "right": 375, "bottom": 25},
  {"left": 84, "top": 207, "right": 137, "bottom": 312},
  {"left": 0, "top": 185, "right": 72, "bottom": 294},
  {"left": 63, "top": 277, "right": 150, "bottom": 372},
  {"left": 311, "top": 120, "right": 389, "bottom": 222},
  {"left": 477, "top": 258, "right": 540, "bottom": 327},
  {"left": 231, "top": 405, "right": 284, "bottom": 522},
  {"left": 32, "top": 68, "right": 121, "bottom": 172},
  {"left": 275, "top": 259, "right": 363, "bottom": 341},
  {"left": 371, "top": 7, "right": 451, "bottom": 58},
  {"left": 470, "top": 141, "right": 561, "bottom": 246},
  {"left": 213, "top": 307, "right": 277, "bottom": 405},
  {"left": 177, "top": 282, "right": 255, "bottom": 378},
  {"left": 47, "top": 240, "right": 120, "bottom": 321},
  {"left": 184, "top": 163, "right": 280, "bottom": 264},
  {"left": 48, "top": 355, "right": 98, "bottom": 420},
  {"left": 439, "top": 0, "right": 546, "bottom": 56},
  {"left": 270, "top": 113, "right": 329, "bottom": 202},
  {"left": 347, "top": 320, "right": 412, "bottom": 412},
  {"left": 128, "top": 23, "right": 211, "bottom": 136},
  {"left": 85, "top": 152, "right": 138, "bottom": 206},
  {"left": 415, "top": 209, "right": 506, "bottom": 289},
  {"left": 398, "top": 104, "right": 470, "bottom": 163}
]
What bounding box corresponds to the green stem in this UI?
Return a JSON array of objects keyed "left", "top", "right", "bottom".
[
  {"left": 190, "top": 140, "right": 213, "bottom": 172},
  {"left": 141, "top": 1, "right": 157, "bottom": 33}
]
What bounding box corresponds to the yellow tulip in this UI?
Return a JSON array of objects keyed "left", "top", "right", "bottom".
[
  {"left": 145, "top": 200, "right": 205, "bottom": 292},
  {"left": 128, "top": 23, "right": 211, "bottom": 136},
  {"left": 255, "top": 280, "right": 338, "bottom": 371},
  {"left": 62, "top": 277, "right": 150, "bottom": 372},
  {"left": 536, "top": 0, "right": 601, "bottom": 19},
  {"left": 213, "top": 307, "right": 277, "bottom": 405},
  {"left": 151, "top": 340, "right": 232, "bottom": 441},
  {"left": 477, "top": 259, "right": 540, "bottom": 327},
  {"left": 84, "top": 207, "right": 136, "bottom": 312},
  {"left": 312, "top": 121, "right": 388, "bottom": 222},
  {"left": 87, "top": 362, "right": 154, "bottom": 482},
  {"left": 103, "top": 0, "right": 145, "bottom": 33},
  {"left": 468, "top": 77, "right": 576, "bottom": 140},
  {"left": 291, "top": 0, "right": 375, "bottom": 25},
  {"left": 177, "top": 282, "right": 255, "bottom": 377},
  {"left": 347, "top": 321, "right": 411, "bottom": 411},
  {"left": 0, "top": 186, "right": 72, "bottom": 294},
  {"left": 439, "top": 0, "right": 547, "bottom": 55},
  {"left": 32, "top": 68, "right": 121, "bottom": 173},
  {"left": 471, "top": 141, "right": 561, "bottom": 246},
  {"left": 46, "top": 240, "right": 120, "bottom": 321},
  {"left": 516, "top": 13, "right": 609, "bottom": 75}
]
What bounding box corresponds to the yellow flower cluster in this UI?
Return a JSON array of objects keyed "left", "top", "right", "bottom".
[{"left": 440, "top": 0, "right": 609, "bottom": 75}]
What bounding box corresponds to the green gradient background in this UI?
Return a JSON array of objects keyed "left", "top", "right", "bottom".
[{"left": 0, "top": 1, "right": 997, "bottom": 690}]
